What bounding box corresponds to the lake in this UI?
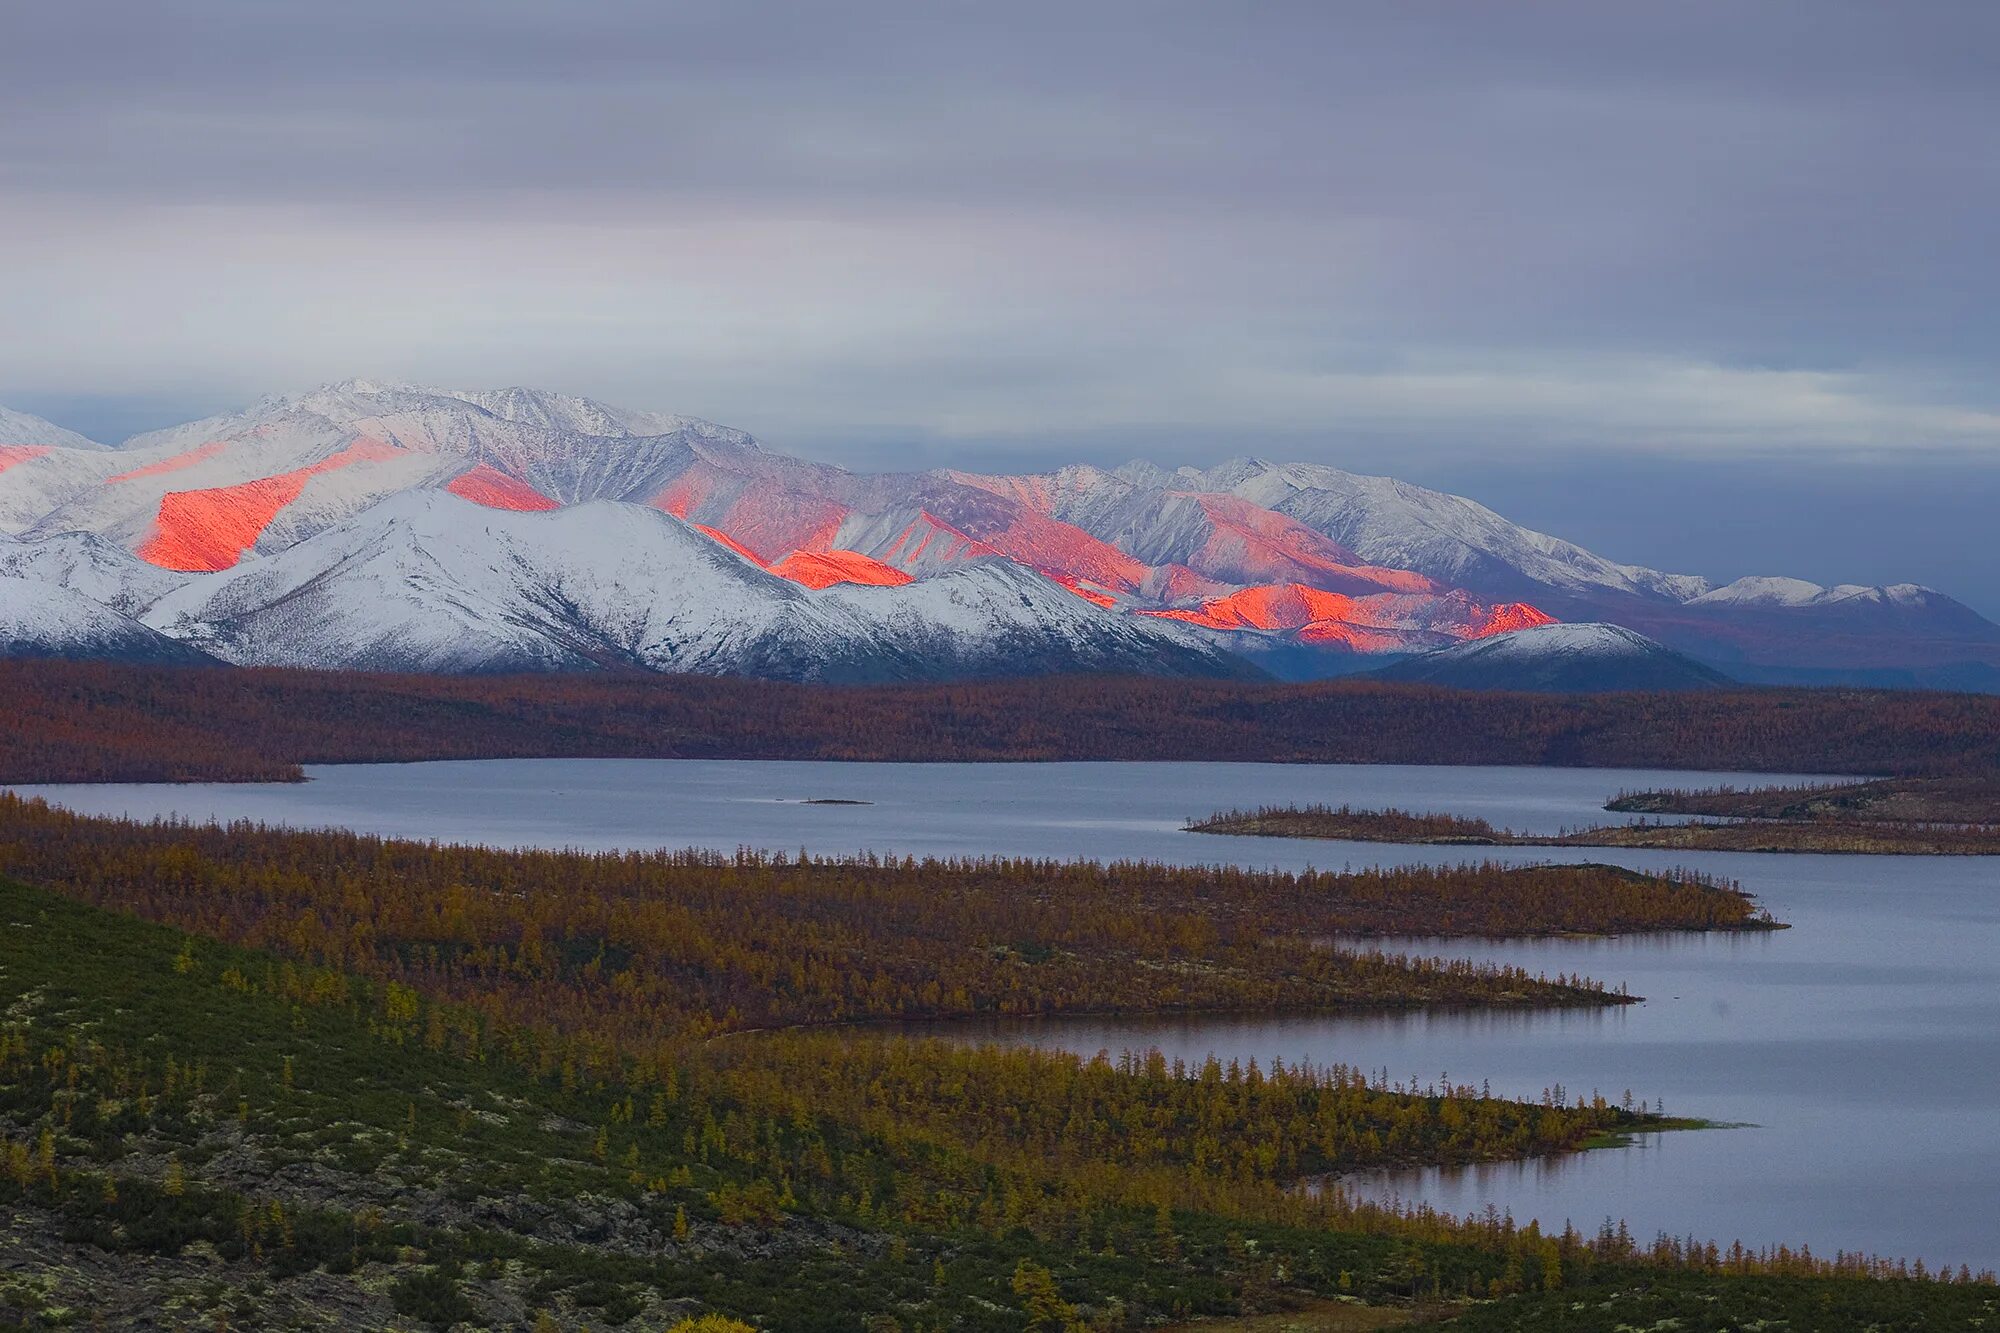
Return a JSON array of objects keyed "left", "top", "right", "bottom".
[{"left": 11, "top": 758, "right": 1998, "bottom": 1270}]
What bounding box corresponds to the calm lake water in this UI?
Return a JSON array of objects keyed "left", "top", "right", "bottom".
[{"left": 11, "top": 759, "right": 1998, "bottom": 1270}]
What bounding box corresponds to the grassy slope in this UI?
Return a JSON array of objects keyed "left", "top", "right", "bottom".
[
  {"left": 1, "top": 877, "right": 1992, "bottom": 1331},
  {"left": 0, "top": 876, "right": 1520, "bottom": 1330},
  {"left": 0, "top": 875, "right": 1243, "bottom": 1330}
]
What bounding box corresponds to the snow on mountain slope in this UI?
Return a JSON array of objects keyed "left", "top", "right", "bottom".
[
  {"left": 437, "top": 384, "right": 728, "bottom": 443},
  {"left": 951, "top": 464, "right": 1440, "bottom": 597},
  {"left": 11, "top": 409, "right": 424, "bottom": 557},
  {"left": 770, "top": 549, "right": 914, "bottom": 589},
  {"left": 1158, "top": 458, "right": 1712, "bottom": 602},
  {"left": 4, "top": 379, "right": 1994, "bottom": 682},
  {"left": 1686, "top": 575, "right": 1828, "bottom": 608},
  {"left": 0, "top": 532, "right": 190, "bottom": 616},
  {"left": 141, "top": 493, "right": 1252, "bottom": 681},
  {"left": 1369, "top": 622, "right": 1733, "bottom": 693},
  {"left": 654, "top": 458, "right": 854, "bottom": 564},
  {"left": 1143, "top": 583, "right": 1552, "bottom": 651},
  {"left": 12, "top": 385, "right": 713, "bottom": 566},
  {"left": 121, "top": 399, "right": 284, "bottom": 454},
  {"left": 442, "top": 463, "right": 563, "bottom": 512},
  {"left": 261, "top": 382, "right": 714, "bottom": 506},
  {"left": 946, "top": 462, "right": 1559, "bottom": 662},
  {"left": 0, "top": 406, "right": 103, "bottom": 451},
  {"left": 0, "top": 443, "right": 138, "bottom": 535},
  {"left": 0, "top": 577, "right": 214, "bottom": 665},
  {"left": 820, "top": 557, "right": 1250, "bottom": 680},
  {"left": 1691, "top": 576, "right": 1947, "bottom": 611},
  {"left": 142, "top": 491, "right": 850, "bottom": 675},
  {"left": 0, "top": 385, "right": 1548, "bottom": 665},
  {"left": 1094, "top": 457, "right": 2000, "bottom": 674}
]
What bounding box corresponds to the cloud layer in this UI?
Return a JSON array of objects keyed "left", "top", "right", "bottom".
[{"left": 4, "top": 1, "right": 1996, "bottom": 472}]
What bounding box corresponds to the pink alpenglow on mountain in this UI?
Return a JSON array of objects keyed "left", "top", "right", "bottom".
[{"left": 0, "top": 381, "right": 1993, "bottom": 686}]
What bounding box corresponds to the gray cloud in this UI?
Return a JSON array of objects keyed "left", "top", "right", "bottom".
[{"left": 3, "top": 1, "right": 1998, "bottom": 597}]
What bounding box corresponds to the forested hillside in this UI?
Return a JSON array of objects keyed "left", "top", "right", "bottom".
[{"left": 5, "top": 660, "right": 2000, "bottom": 784}]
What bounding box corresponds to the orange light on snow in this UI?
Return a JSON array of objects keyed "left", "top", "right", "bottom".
[
  {"left": 770, "top": 549, "right": 916, "bottom": 589},
  {"left": 106, "top": 441, "right": 229, "bottom": 483},
  {"left": 691, "top": 523, "right": 769, "bottom": 566},
  {"left": 1140, "top": 581, "right": 1556, "bottom": 645},
  {"left": 136, "top": 439, "right": 404, "bottom": 572},
  {"left": 0, "top": 445, "right": 51, "bottom": 475},
  {"left": 444, "top": 464, "right": 561, "bottom": 512}
]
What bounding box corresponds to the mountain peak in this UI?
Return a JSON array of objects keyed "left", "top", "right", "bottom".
[
  {"left": 0, "top": 405, "right": 104, "bottom": 451},
  {"left": 1690, "top": 576, "right": 1952, "bottom": 611},
  {"left": 1370, "top": 622, "right": 1733, "bottom": 693},
  {"left": 7, "top": 382, "right": 1997, "bottom": 684}
]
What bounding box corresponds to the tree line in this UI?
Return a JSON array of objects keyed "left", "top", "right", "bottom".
[
  {"left": 0, "top": 793, "right": 1756, "bottom": 1055},
  {"left": 5, "top": 659, "right": 2000, "bottom": 783},
  {"left": 1192, "top": 801, "right": 2000, "bottom": 857}
]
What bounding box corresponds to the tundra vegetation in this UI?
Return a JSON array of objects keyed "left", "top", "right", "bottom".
[
  {"left": 1189, "top": 799, "right": 2000, "bottom": 856},
  {"left": 0, "top": 795, "right": 1992, "bottom": 1329}
]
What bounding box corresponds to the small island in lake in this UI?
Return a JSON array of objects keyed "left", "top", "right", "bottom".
[{"left": 1189, "top": 788, "right": 2000, "bottom": 856}]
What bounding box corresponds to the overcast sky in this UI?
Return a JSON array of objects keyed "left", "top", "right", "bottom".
[{"left": 4, "top": 2, "right": 1997, "bottom": 607}]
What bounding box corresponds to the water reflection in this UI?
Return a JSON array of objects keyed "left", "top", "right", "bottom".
[{"left": 9, "top": 758, "right": 1998, "bottom": 1267}]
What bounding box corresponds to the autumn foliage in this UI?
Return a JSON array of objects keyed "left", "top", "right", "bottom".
[
  {"left": 0, "top": 794, "right": 1751, "bottom": 1057},
  {"left": 5, "top": 660, "right": 2000, "bottom": 784}
]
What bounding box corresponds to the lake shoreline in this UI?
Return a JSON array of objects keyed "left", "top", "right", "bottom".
[
  {"left": 9, "top": 756, "right": 1998, "bottom": 1267},
  {"left": 1188, "top": 805, "right": 2000, "bottom": 856}
]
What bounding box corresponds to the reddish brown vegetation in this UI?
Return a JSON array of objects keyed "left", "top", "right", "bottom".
[
  {"left": 0, "top": 793, "right": 1697, "bottom": 1053},
  {"left": 4, "top": 660, "right": 2000, "bottom": 785},
  {"left": 1192, "top": 803, "right": 2000, "bottom": 857},
  {"left": 1608, "top": 776, "right": 2000, "bottom": 825}
]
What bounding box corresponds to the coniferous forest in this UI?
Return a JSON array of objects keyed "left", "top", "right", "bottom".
[
  {"left": 5, "top": 660, "right": 2000, "bottom": 783},
  {"left": 0, "top": 787, "right": 1994, "bottom": 1329}
]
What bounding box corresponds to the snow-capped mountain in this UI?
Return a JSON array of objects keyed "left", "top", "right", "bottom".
[
  {"left": 1014, "top": 457, "right": 2000, "bottom": 679},
  {"left": 946, "top": 464, "right": 1445, "bottom": 599},
  {"left": 1110, "top": 459, "right": 1708, "bottom": 602},
  {"left": 0, "top": 406, "right": 103, "bottom": 452},
  {"left": 0, "top": 577, "right": 213, "bottom": 665},
  {"left": 140, "top": 492, "right": 1250, "bottom": 682},
  {"left": 1368, "top": 623, "right": 1733, "bottom": 693},
  {"left": 0, "top": 531, "right": 190, "bottom": 616},
  {"left": 1689, "top": 576, "right": 1964, "bottom": 615},
  {"left": 0, "top": 379, "right": 1992, "bottom": 686}
]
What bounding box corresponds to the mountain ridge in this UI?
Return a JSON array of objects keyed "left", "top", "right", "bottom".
[
  {"left": 139, "top": 490, "right": 1251, "bottom": 682},
  {"left": 1368, "top": 623, "right": 1734, "bottom": 693},
  {"left": 0, "top": 380, "right": 1991, "bottom": 687}
]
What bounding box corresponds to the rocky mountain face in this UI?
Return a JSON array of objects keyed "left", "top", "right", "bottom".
[{"left": 0, "top": 380, "right": 1990, "bottom": 686}]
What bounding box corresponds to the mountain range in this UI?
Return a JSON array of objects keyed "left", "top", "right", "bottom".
[{"left": 1, "top": 379, "right": 1993, "bottom": 688}]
